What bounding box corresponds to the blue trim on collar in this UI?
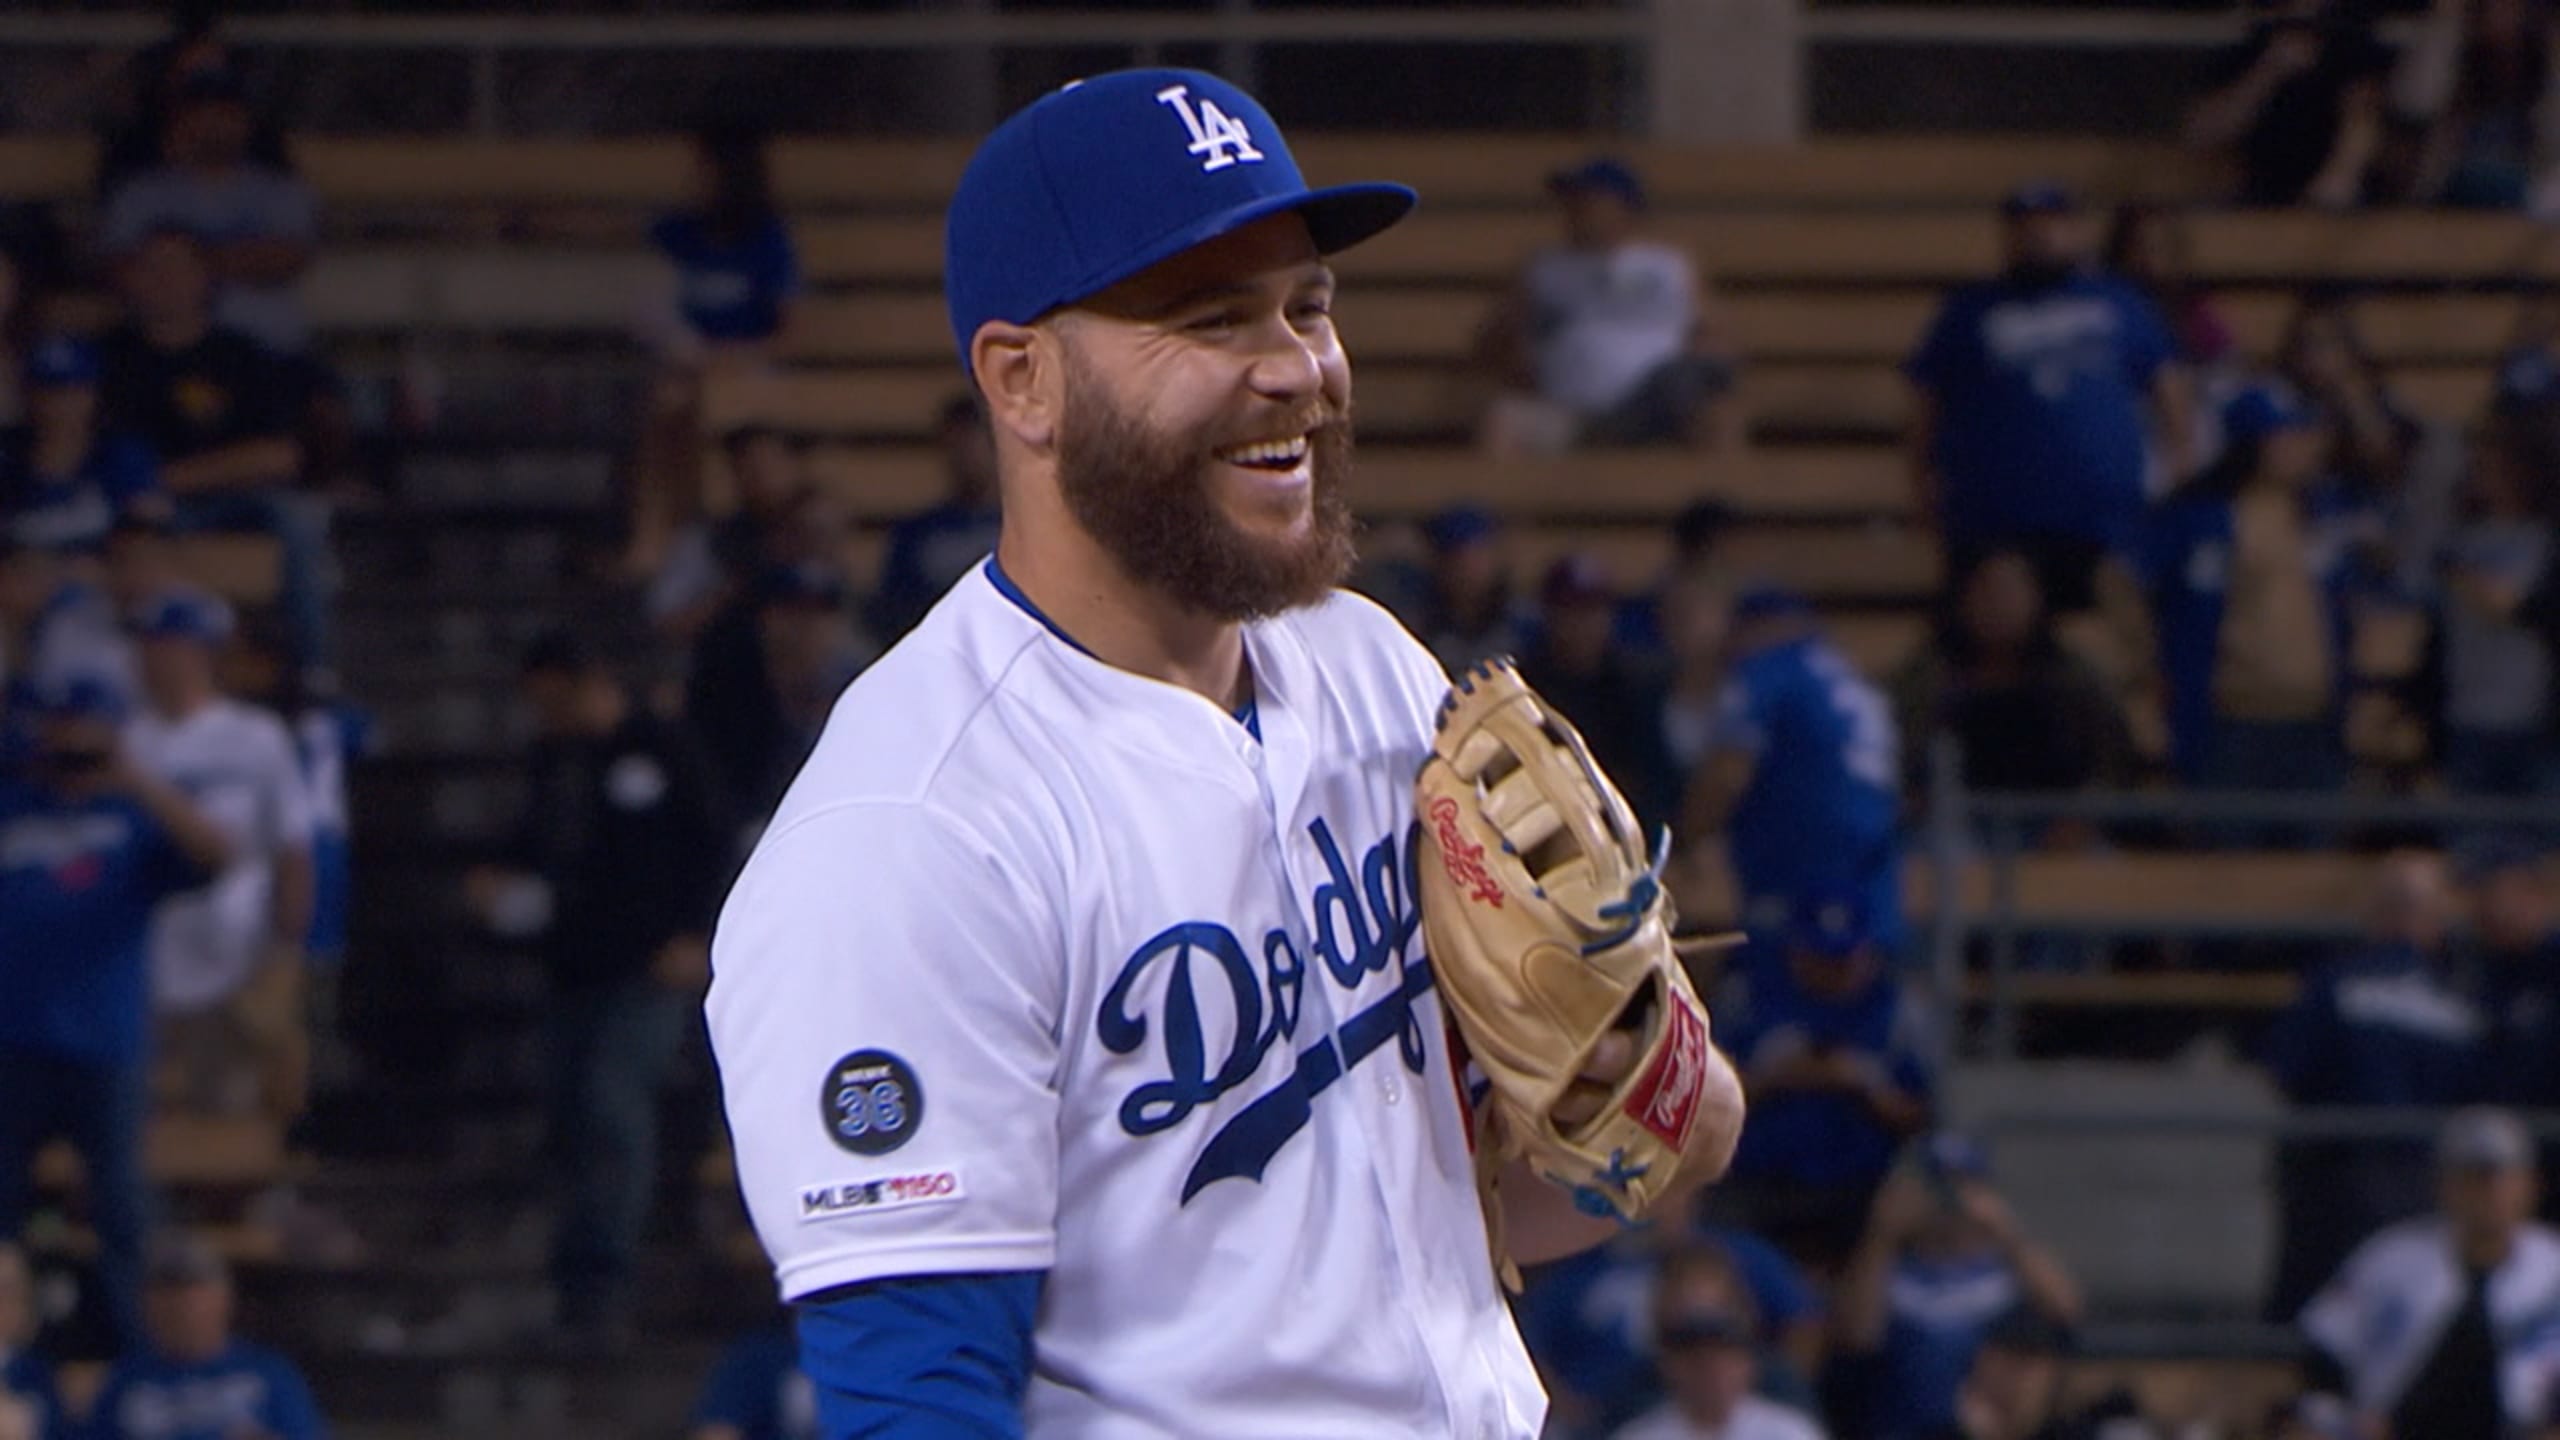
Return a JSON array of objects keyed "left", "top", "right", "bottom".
[
  {"left": 981, "top": 555, "right": 1095, "bottom": 657},
  {"left": 983, "top": 555, "right": 1264, "bottom": 740}
]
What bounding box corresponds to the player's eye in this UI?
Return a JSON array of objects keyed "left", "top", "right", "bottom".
[
  {"left": 1290, "top": 298, "right": 1334, "bottom": 325},
  {"left": 1187, "top": 310, "right": 1245, "bottom": 334}
]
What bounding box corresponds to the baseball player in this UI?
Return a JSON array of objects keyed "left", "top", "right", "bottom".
[{"left": 704, "top": 68, "right": 1744, "bottom": 1438}]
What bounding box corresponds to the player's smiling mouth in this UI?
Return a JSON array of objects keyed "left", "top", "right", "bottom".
[{"left": 1214, "top": 435, "right": 1311, "bottom": 471}]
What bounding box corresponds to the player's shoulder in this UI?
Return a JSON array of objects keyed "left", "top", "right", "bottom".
[
  {"left": 1259, "top": 586, "right": 1450, "bottom": 706},
  {"left": 761, "top": 566, "right": 1068, "bottom": 829}
]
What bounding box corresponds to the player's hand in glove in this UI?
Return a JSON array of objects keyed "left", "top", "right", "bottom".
[{"left": 1414, "top": 658, "right": 1744, "bottom": 1285}]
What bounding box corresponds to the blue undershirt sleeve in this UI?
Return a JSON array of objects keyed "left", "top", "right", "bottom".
[{"left": 795, "top": 1270, "right": 1045, "bottom": 1439}]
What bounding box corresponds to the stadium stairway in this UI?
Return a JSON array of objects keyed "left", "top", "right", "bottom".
[{"left": 209, "top": 357, "right": 773, "bottom": 1439}]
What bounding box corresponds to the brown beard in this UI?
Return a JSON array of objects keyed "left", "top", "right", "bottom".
[{"left": 1055, "top": 364, "right": 1357, "bottom": 622}]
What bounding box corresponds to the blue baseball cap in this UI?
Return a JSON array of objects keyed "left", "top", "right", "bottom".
[
  {"left": 2223, "top": 382, "right": 2320, "bottom": 445},
  {"left": 942, "top": 68, "right": 1417, "bottom": 375},
  {"left": 129, "top": 585, "right": 235, "bottom": 646},
  {"left": 25, "top": 336, "right": 99, "bottom": 389},
  {"left": 27, "top": 670, "right": 130, "bottom": 724},
  {"left": 1548, "top": 157, "right": 1648, "bottom": 212}
]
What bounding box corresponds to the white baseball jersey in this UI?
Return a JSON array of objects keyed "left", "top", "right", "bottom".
[
  {"left": 125, "top": 697, "right": 315, "bottom": 1011},
  {"left": 2301, "top": 1215, "right": 2560, "bottom": 1424},
  {"left": 706, "top": 560, "right": 1547, "bottom": 1439}
]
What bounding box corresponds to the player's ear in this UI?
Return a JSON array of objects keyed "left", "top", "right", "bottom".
[{"left": 971, "top": 319, "right": 1058, "bottom": 454}]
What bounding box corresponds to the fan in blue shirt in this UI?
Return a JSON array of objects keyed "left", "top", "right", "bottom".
[
  {"left": 1686, "top": 588, "right": 1905, "bottom": 956},
  {"left": 648, "top": 126, "right": 801, "bottom": 351},
  {"left": 1907, "top": 184, "right": 2189, "bottom": 608},
  {"left": 0, "top": 338, "right": 162, "bottom": 558},
  {"left": 1717, "top": 890, "right": 1935, "bottom": 1268},
  {"left": 690, "top": 1323, "right": 815, "bottom": 1440},
  {"left": 83, "top": 1236, "right": 325, "bottom": 1440}
]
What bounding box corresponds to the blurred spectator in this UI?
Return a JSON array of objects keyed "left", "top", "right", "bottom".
[
  {"left": 1717, "top": 893, "right": 1935, "bottom": 1273},
  {"left": 2143, "top": 385, "right": 2350, "bottom": 803},
  {"left": 277, "top": 668, "right": 367, "bottom": 1104},
  {"left": 1658, "top": 569, "right": 1737, "bottom": 788},
  {"left": 84, "top": 1232, "right": 326, "bottom": 1440},
  {"left": 1905, "top": 184, "right": 2191, "bottom": 616},
  {"left": 1617, "top": 497, "right": 1735, "bottom": 659},
  {"left": 1404, "top": 505, "right": 1536, "bottom": 676},
  {"left": 1521, "top": 554, "right": 1679, "bottom": 836},
  {"left": 687, "top": 562, "right": 872, "bottom": 835},
  {"left": 91, "top": 3, "right": 291, "bottom": 203},
  {"left": 1607, "top": 1246, "right": 1827, "bottom": 1440},
  {"left": 2100, "top": 204, "right": 2236, "bottom": 374},
  {"left": 868, "top": 394, "right": 1002, "bottom": 645},
  {"left": 0, "top": 1244, "right": 57, "bottom": 1440},
  {"left": 99, "top": 68, "right": 318, "bottom": 362},
  {"left": 1474, "top": 158, "right": 1742, "bottom": 459},
  {"left": 0, "top": 674, "right": 229, "bottom": 1355},
  {"left": 645, "top": 424, "right": 814, "bottom": 643},
  {"left": 97, "top": 228, "right": 328, "bottom": 681},
  {"left": 2390, "top": 0, "right": 2560, "bottom": 209},
  {"left": 1922, "top": 1308, "right": 2150, "bottom": 1440},
  {"left": 2277, "top": 296, "right": 2418, "bottom": 509},
  {"left": 0, "top": 533, "right": 137, "bottom": 769},
  {"left": 1832, "top": 1136, "right": 2085, "bottom": 1440},
  {"left": 0, "top": 337, "right": 162, "bottom": 557},
  {"left": 1682, "top": 587, "right": 1904, "bottom": 953},
  {"left": 627, "top": 124, "right": 802, "bottom": 579},
  {"left": 2299, "top": 1107, "right": 2560, "bottom": 1439},
  {"left": 1887, "top": 548, "right": 2135, "bottom": 813},
  {"left": 2435, "top": 417, "right": 2558, "bottom": 798},
  {"left": 1522, "top": 1223, "right": 1827, "bottom": 1438},
  {"left": 2473, "top": 847, "right": 2560, "bottom": 1112},
  {"left": 690, "top": 1318, "right": 815, "bottom": 1440},
  {"left": 2263, "top": 850, "right": 2486, "bottom": 1318},
  {"left": 463, "top": 632, "right": 733, "bottom": 1350},
  {"left": 123, "top": 587, "right": 315, "bottom": 1125},
  {"left": 2184, "top": 0, "right": 2396, "bottom": 207}
]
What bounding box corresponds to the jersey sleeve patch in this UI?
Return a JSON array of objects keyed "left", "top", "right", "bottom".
[{"left": 821, "top": 1049, "right": 926, "bottom": 1156}]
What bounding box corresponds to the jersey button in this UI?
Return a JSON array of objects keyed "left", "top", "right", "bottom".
[
  {"left": 1241, "top": 745, "right": 1263, "bottom": 769},
  {"left": 1382, "top": 1078, "right": 1401, "bottom": 1106}
]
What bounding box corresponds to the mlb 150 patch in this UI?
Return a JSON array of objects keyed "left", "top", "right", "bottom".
[{"left": 820, "top": 1049, "right": 924, "bottom": 1156}]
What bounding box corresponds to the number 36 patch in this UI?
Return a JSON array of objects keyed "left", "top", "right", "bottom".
[{"left": 820, "top": 1049, "right": 924, "bottom": 1156}]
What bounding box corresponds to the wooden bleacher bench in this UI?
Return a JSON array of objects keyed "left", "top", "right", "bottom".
[
  {"left": 787, "top": 206, "right": 2556, "bottom": 291},
  {"left": 782, "top": 443, "right": 1914, "bottom": 524},
  {"left": 0, "top": 134, "right": 2210, "bottom": 211},
  {"left": 704, "top": 355, "right": 2503, "bottom": 446},
  {"left": 33, "top": 1115, "right": 289, "bottom": 1192}
]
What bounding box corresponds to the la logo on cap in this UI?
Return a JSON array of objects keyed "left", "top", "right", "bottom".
[{"left": 1156, "top": 83, "right": 1263, "bottom": 172}]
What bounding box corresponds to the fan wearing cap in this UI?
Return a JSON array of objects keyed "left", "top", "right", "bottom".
[
  {"left": 2300, "top": 1107, "right": 2560, "bottom": 1439},
  {"left": 705, "top": 68, "right": 1741, "bottom": 1440},
  {"left": 1405, "top": 503, "right": 1539, "bottom": 675},
  {"left": 0, "top": 525, "right": 140, "bottom": 771},
  {"left": 1906, "top": 183, "right": 2192, "bottom": 621},
  {"left": 0, "top": 336, "right": 163, "bottom": 558},
  {"left": 1835, "top": 1134, "right": 2083, "bottom": 1440},
  {"left": 2141, "top": 382, "right": 2352, "bottom": 794},
  {"left": 0, "top": 672, "right": 231, "bottom": 1357},
  {"left": 1610, "top": 1246, "right": 1826, "bottom": 1440},
  {"left": 1715, "top": 888, "right": 1934, "bottom": 1272},
  {"left": 1472, "top": 157, "right": 1742, "bottom": 460},
  {"left": 84, "top": 1230, "right": 326, "bottom": 1440},
  {"left": 1520, "top": 553, "right": 1680, "bottom": 837},
  {"left": 121, "top": 584, "right": 317, "bottom": 1124}
]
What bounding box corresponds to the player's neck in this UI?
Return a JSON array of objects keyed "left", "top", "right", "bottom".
[{"left": 993, "top": 530, "right": 1250, "bottom": 713}]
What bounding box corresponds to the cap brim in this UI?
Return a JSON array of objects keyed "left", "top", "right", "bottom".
[{"left": 1059, "top": 181, "right": 1418, "bottom": 314}]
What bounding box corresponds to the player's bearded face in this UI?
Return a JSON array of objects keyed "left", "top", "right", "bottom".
[{"left": 1055, "top": 356, "right": 1356, "bottom": 621}]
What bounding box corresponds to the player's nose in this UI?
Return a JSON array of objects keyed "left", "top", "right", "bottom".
[{"left": 1242, "top": 320, "right": 1324, "bottom": 406}]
